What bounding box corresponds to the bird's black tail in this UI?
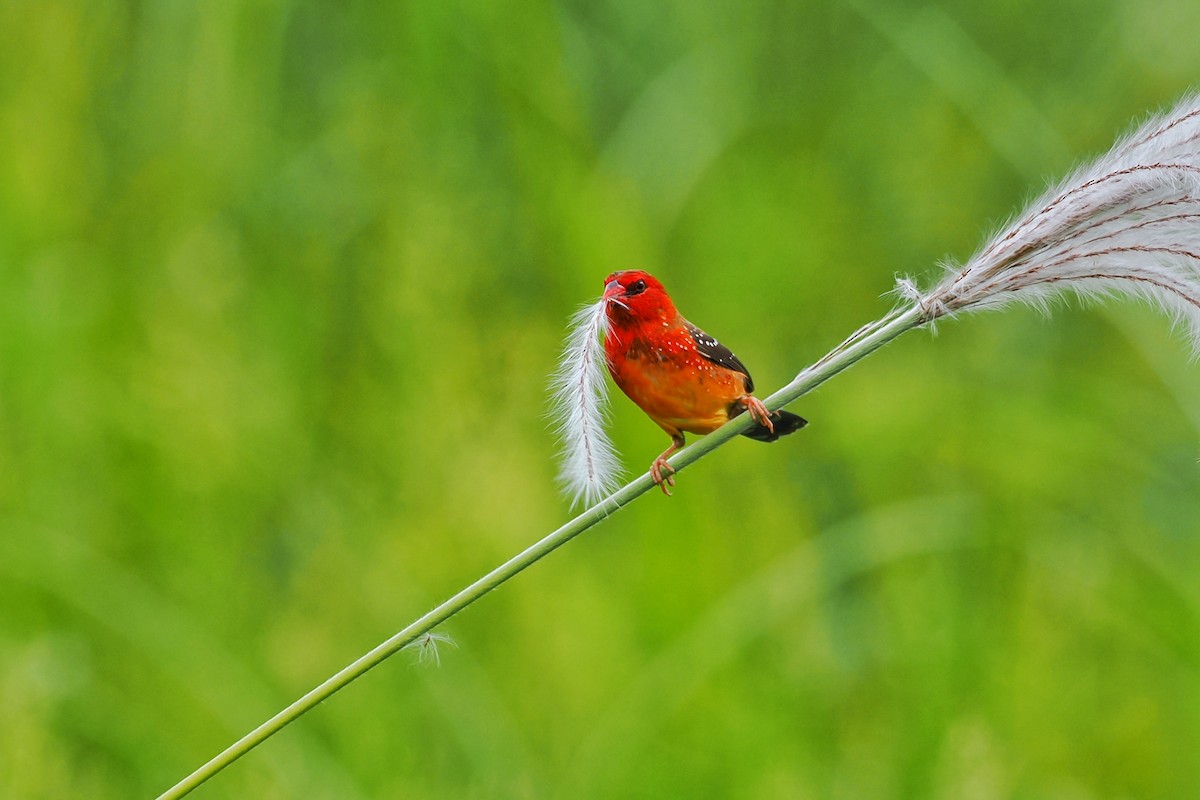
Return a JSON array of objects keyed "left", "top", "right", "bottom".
[{"left": 740, "top": 410, "right": 808, "bottom": 443}]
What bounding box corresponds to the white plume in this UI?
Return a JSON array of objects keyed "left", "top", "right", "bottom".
[
  {"left": 904, "top": 92, "right": 1200, "bottom": 349},
  {"left": 550, "top": 296, "right": 622, "bottom": 506}
]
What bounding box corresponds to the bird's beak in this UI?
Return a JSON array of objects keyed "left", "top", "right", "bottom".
[{"left": 603, "top": 280, "right": 623, "bottom": 300}]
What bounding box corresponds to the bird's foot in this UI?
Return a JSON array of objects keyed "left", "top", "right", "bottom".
[
  {"left": 650, "top": 457, "right": 676, "bottom": 496},
  {"left": 741, "top": 395, "right": 775, "bottom": 434}
]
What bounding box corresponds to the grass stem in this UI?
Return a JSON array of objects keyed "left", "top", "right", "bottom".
[{"left": 157, "top": 304, "right": 924, "bottom": 799}]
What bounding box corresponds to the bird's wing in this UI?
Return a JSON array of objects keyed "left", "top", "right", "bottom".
[{"left": 683, "top": 320, "right": 754, "bottom": 393}]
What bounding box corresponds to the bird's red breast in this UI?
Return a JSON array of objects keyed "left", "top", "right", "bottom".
[{"left": 602, "top": 270, "right": 752, "bottom": 438}]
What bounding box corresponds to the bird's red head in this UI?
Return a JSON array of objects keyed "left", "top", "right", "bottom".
[{"left": 603, "top": 270, "right": 676, "bottom": 326}]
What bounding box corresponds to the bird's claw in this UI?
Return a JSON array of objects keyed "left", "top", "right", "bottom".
[
  {"left": 650, "top": 458, "right": 676, "bottom": 496},
  {"left": 742, "top": 395, "right": 775, "bottom": 433}
]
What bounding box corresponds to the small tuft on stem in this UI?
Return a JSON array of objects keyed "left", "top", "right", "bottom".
[{"left": 403, "top": 632, "right": 457, "bottom": 667}]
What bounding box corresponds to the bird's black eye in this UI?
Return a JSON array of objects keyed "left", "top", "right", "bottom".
[{"left": 626, "top": 279, "right": 647, "bottom": 296}]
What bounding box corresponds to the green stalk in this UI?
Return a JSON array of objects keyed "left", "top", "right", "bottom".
[{"left": 157, "top": 304, "right": 924, "bottom": 800}]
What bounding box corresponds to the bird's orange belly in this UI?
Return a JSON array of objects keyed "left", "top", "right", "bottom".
[{"left": 608, "top": 349, "right": 744, "bottom": 436}]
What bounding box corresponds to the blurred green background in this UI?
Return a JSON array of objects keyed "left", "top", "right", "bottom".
[{"left": 3, "top": 0, "right": 1200, "bottom": 797}]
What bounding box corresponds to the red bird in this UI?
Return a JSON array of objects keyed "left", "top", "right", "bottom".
[{"left": 602, "top": 270, "right": 807, "bottom": 494}]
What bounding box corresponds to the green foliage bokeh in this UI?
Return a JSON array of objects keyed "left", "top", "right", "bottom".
[{"left": 2, "top": 1, "right": 1200, "bottom": 797}]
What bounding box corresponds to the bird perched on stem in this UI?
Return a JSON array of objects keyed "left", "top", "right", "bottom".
[{"left": 602, "top": 270, "right": 807, "bottom": 495}]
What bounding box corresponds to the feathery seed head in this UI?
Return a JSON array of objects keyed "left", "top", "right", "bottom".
[
  {"left": 900, "top": 92, "right": 1200, "bottom": 354},
  {"left": 549, "top": 294, "right": 623, "bottom": 507}
]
